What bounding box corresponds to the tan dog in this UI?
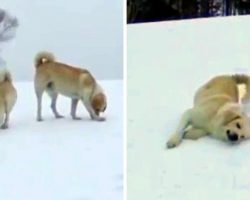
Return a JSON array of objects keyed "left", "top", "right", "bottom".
[
  {"left": 34, "top": 51, "right": 107, "bottom": 121},
  {"left": 0, "top": 69, "right": 17, "bottom": 128},
  {"left": 167, "top": 74, "right": 250, "bottom": 149}
]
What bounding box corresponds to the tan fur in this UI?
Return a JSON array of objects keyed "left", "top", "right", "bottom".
[
  {"left": 0, "top": 69, "right": 17, "bottom": 129},
  {"left": 167, "top": 74, "right": 250, "bottom": 149},
  {"left": 34, "top": 51, "right": 107, "bottom": 121},
  {"left": 91, "top": 93, "right": 107, "bottom": 115}
]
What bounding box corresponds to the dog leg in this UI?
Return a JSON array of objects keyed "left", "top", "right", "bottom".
[
  {"left": 0, "top": 105, "right": 6, "bottom": 128},
  {"left": 35, "top": 91, "right": 43, "bottom": 121},
  {"left": 50, "top": 94, "right": 63, "bottom": 119},
  {"left": 35, "top": 76, "right": 47, "bottom": 121},
  {"left": 1, "top": 111, "right": 9, "bottom": 129},
  {"left": 71, "top": 99, "right": 81, "bottom": 120},
  {"left": 167, "top": 109, "right": 192, "bottom": 149},
  {"left": 0, "top": 101, "right": 8, "bottom": 129},
  {"left": 46, "top": 89, "right": 63, "bottom": 119},
  {"left": 184, "top": 128, "right": 208, "bottom": 140}
]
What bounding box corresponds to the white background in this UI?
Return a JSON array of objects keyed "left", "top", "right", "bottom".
[
  {"left": 0, "top": 0, "right": 123, "bottom": 81},
  {"left": 128, "top": 16, "right": 250, "bottom": 200}
]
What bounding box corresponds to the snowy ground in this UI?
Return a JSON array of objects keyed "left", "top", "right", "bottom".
[
  {"left": 0, "top": 80, "right": 123, "bottom": 200},
  {"left": 128, "top": 16, "right": 250, "bottom": 200}
]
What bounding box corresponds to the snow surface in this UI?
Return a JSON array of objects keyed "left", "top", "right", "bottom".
[
  {"left": 0, "top": 80, "right": 123, "bottom": 200},
  {"left": 128, "top": 16, "right": 250, "bottom": 200}
]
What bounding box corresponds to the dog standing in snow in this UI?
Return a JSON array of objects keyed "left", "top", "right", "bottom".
[
  {"left": 0, "top": 8, "right": 18, "bottom": 129},
  {"left": 34, "top": 51, "right": 107, "bottom": 122},
  {"left": 0, "top": 69, "right": 17, "bottom": 129},
  {"left": 167, "top": 74, "right": 250, "bottom": 149}
]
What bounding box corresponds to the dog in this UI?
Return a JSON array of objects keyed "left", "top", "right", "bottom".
[
  {"left": 0, "top": 69, "right": 17, "bottom": 129},
  {"left": 167, "top": 74, "right": 250, "bottom": 149},
  {"left": 34, "top": 51, "right": 107, "bottom": 121}
]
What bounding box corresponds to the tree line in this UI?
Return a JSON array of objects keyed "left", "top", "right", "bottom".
[{"left": 127, "top": 0, "right": 250, "bottom": 23}]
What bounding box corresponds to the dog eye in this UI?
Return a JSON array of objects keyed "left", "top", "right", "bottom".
[
  {"left": 236, "top": 123, "right": 241, "bottom": 129},
  {"left": 226, "top": 130, "right": 230, "bottom": 134},
  {"left": 241, "top": 135, "right": 245, "bottom": 139}
]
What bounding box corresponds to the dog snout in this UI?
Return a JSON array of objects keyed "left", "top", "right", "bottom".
[{"left": 227, "top": 131, "right": 238, "bottom": 142}]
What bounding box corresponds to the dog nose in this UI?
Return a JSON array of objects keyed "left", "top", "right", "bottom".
[{"left": 227, "top": 132, "right": 238, "bottom": 141}]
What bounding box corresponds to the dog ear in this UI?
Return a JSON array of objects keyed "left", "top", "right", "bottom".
[{"left": 220, "top": 110, "right": 241, "bottom": 126}]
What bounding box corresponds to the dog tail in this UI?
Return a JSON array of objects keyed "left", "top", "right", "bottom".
[
  {"left": 0, "top": 68, "right": 12, "bottom": 83},
  {"left": 232, "top": 74, "right": 250, "bottom": 103},
  {"left": 34, "top": 51, "right": 55, "bottom": 68}
]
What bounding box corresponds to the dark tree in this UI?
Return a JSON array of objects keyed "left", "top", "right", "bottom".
[
  {"left": 181, "top": 0, "right": 198, "bottom": 19},
  {"left": 127, "top": 0, "right": 180, "bottom": 23},
  {"left": 0, "top": 8, "right": 18, "bottom": 42},
  {"left": 127, "top": 0, "right": 250, "bottom": 23},
  {"left": 236, "top": 0, "right": 250, "bottom": 14}
]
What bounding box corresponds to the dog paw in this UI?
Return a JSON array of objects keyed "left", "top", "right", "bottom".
[
  {"left": 166, "top": 137, "right": 181, "bottom": 149},
  {"left": 94, "top": 117, "right": 106, "bottom": 121},
  {"left": 1, "top": 124, "right": 8, "bottom": 129},
  {"left": 37, "top": 117, "right": 43, "bottom": 122},
  {"left": 72, "top": 116, "right": 82, "bottom": 120},
  {"left": 55, "top": 115, "right": 64, "bottom": 119}
]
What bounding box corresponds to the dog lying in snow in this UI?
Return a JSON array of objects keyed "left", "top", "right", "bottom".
[
  {"left": 167, "top": 74, "right": 250, "bottom": 149},
  {"left": 34, "top": 51, "right": 107, "bottom": 121},
  {"left": 0, "top": 69, "right": 17, "bottom": 129}
]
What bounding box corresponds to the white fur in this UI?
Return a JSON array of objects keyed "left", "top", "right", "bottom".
[{"left": 92, "top": 83, "right": 104, "bottom": 97}]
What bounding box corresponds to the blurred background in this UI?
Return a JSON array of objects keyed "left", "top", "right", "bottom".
[
  {"left": 127, "top": 0, "right": 250, "bottom": 23},
  {"left": 1, "top": 0, "right": 123, "bottom": 81}
]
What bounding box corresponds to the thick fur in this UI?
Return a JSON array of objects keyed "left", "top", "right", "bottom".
[
  {"left": 0, "top": 69, "right": 17, "bottom": 129},
  {"left": 34, "top": 51, "right": 107, "bottom": 121},
  {"left": 167, "top": 74, "right": 250, "bottom": 149},
  {"left": 34, "top": 51, "right": 55, "bottom": 68}
]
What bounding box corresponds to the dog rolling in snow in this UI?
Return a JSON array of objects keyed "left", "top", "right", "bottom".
[
  {"left": 167, "top": 74, "right": 250, "bottom": 149},
  {"left": 0, "top": 69, "right": 17, "bottom": 129},
  {"left": 34, "top": 51, "right": 107, "bottom": 121}
]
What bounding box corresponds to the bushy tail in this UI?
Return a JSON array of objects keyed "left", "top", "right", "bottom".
[
  {"left": 232, "top": 74, "right": 250, "bottom": 103},
  {"left": 0, "top": 68, "right": 12, "bottom": 83},
  {"left": 34, "top": 51, "right": 55, "bottom": 68}
]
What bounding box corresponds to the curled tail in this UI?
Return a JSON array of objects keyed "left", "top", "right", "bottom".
[
  {"left": 232, "top": 74, "right": 250, "bottom": 103},
  {"left": 0, "top": 69, "right": 12, "bottom": 83},
  {"left": 34, "top": 51, "right": 55, "bottom": 68}
]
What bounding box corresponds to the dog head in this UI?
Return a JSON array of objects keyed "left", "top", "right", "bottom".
[
  {"left": 91, "top": 92, "right": 107, "bottom": 116},
  {"left": 214, "top": 109, "right": 250, "bottom": 143}
]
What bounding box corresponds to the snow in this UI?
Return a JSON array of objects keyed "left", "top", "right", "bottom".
[
  {"left": 128, "top": 16, "right": 250, "bottom": 200},
  {"left": 0, "top": 80, "right": 123, "bottom": 200}
]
